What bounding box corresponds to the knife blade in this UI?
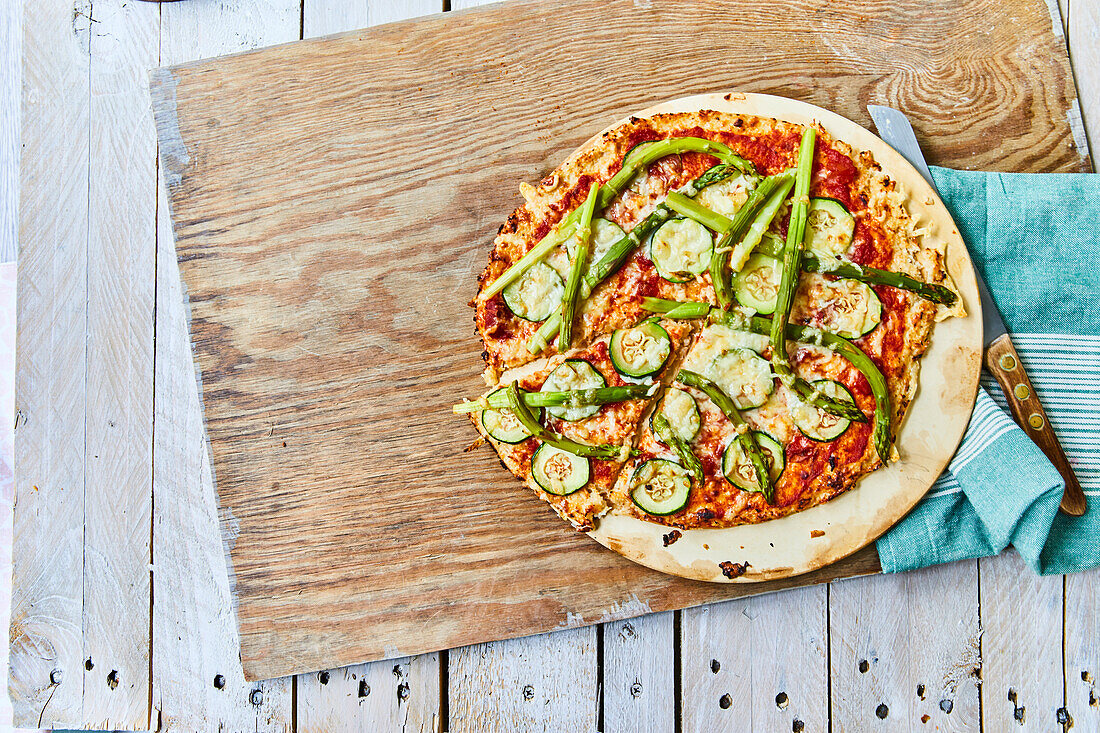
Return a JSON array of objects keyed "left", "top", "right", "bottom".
[{"left": 867, "top": 104, "right": 1086, "bottom": 516}]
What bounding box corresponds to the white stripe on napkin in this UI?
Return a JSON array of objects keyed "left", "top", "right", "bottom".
[{"left": 896, "top": 334, "right": 1100, "bottom": 500}]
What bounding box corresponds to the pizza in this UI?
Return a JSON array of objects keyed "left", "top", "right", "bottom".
[{"left": 455, "top": 100, "right": 963, "bottom": 537}]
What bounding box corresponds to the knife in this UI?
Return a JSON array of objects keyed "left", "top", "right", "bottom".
[{"left": 867, "top": 105, "right": 1086, "bottom": 517}]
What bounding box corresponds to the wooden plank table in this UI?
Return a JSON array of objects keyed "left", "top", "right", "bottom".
[{"left": 5, "top": 0, "right": 1099, "bottom": 730}]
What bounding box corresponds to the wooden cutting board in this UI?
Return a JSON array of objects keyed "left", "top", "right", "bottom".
[{"left": 150, "top": 0, "right": 1089, "bottom": 681}]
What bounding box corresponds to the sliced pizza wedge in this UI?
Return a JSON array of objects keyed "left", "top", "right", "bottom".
[
  {"left": 611, "top": 320, "right": 877, "bottom": 529},
  {"left": 463, "top": 319, "right": 693, "bottom": 530}
]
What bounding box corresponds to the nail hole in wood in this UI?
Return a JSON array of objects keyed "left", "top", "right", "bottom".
[
  {"left": 859, "top": 659, "right": 870, "bottom": 674},
  {"left": 719, "top": 693, "right": 732, "bottom": 709},
  {"left": 1008, "top": 688, "right": 1017, "bottom": 703},
  {"left": 792, "top": 721, "right": 804, "bottom": 733},
  {"left": 619, "top": 623, "right": 636, "bottom": 641},
  {"left": 397, "top": 682, "right": 410, "bottom": 703},
  {"left": 84, "top": 659, "right": 93, "bottom": 671},
  {"left": 1014, "top": 704, "right": 1026, "bottom": 723},
  {"left": 1056, "top": 707, "right": 1070, "bottom": 726},
  {"left": 710, "top": 659, "right": 721, "bottom": 674},
  {"left": 776, "top": 692, "right": 789, "bottom": 709},
  {"left": 106, "top": 670, "right": 119, "bottom": 690},
  {"left": 940, "top": 699, "right": 953, "bottom": 713},
  {"left": 916, "top": 683, "right": 925, "bottom": 699},
  {"left": 522, "top": 684, "right": 534, "bottom": 701},
  {"left": 876, "top": 703, "right": 889, "bottom": 719},
  {"left": 1082, "top": 670, "right": 1092, "bottom": 683},
  {"left": 392, "top": 664, "right": 403, "bottom": 678},
  {"left": 50, "top": 669, "right": 63, "bottom": 685},
  {"left": 213, "top": 674, "right": 225, "bottom": 690},
  {"left": 249, "top": 689, "right": 263, "bottom": 706},
  {"left": 318, "top": 671, "right": 330, "bottom": 685},
  {"left": 358, "top": 680, "right": 370, "bottom": 698}
]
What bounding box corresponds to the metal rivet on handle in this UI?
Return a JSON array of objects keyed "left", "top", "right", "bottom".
[
  {"left": 999, "top": 354, "right": 1017, "bottom": 370},
  {"left": 1013, "top": 384, "right": 1030, "bottom": 400},
  {"left": 1029, "top": 413, "right": 1044, "bottom": 429}
]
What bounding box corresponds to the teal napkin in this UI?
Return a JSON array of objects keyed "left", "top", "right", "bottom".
[{"left": 877, "top": 167, "right": 1100, "bottom": 575}]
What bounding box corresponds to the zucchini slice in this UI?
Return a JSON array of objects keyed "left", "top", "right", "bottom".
[
  {"left": 790, "top": 379, "right": 855, "bottom": 441},
  {"left": 609, "top": 321, "right": 672, "bottom": 378},
  {"left": 502, "top": 261, "right": 564, "bottom": 322},
  {"left": 812, "top": 278, "right": 882, "bottom": 338},
  {"left": 547, "top": 217, "right": 627, "bottom": 281},
  {"left": 722, "top": 432, "right": 786, "bottom": 492},
  {"left": 695, "top": 174, "right": 754, "bottom": 218},
  {"left": 588, "top": 218, "right": 627, "bottom": 271},
  {"left": 733, "top": 253, "right": 782, "bottom": 314},
  {"left": 705, "top": 348, "right": 774, "bottom": 410},
  {"left": 480, "top": 388, "right": 540, "bottom": 444},
  {"left": 532, "top": 444, "right": 590, "bottom": 495},
  {"left": 649, "top": 218, "right": 714, "bottom": 282},
  {"left": 541, "top": 359, "right": 607, "bottom": 421},
  {"left": 654, "top": 387, "right": 700, "bottom": 442},
  {"left": 803, "top": 198, "right": 855, "bottom": 256},
  {"left": 629, "top": 458, "right": 692, "bottom": 516}
]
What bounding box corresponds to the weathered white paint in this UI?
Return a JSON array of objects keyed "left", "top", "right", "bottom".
[
  {"left": 449, "top": 630, "right": 598, "bottom": 733},
  {"left": 829, "top": 563, "right": 981, "bottom": 732},
  {"left": 80, "top": 0, "right": 160, "bottom": 727},
  {"left": 682, "top": 587, "right": 828, "bottom": 733},
  {"left": 603, "top": 613, "right": 675, "bottom": 733},
  {"left": 9, "top": 0, "right": 90, "bottom": 725},
  {"left": 0, "top": 0, "right": 17, "bottom": 261},
  {"left": 152, "top": 2, "right": 301, "bottom": 731},
  {"left": 980, "top": 550, "right": 1064, "bottom": 732}
]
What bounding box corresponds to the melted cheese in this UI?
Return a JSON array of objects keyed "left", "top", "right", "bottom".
[
  {"left": 695, "top": 174, "right": 755, "bottom": 218},
  {"left": 661, "top": 387, "right": 700, "bottom": 442},
  {"left": 541, "top": 360, "right": 605, "bottom": 421},
  {"left": 806, "top": 278, "right": 882, "bottom": 338},
  {"left": 547, "top": 217, "right": 626, "bottom": 280},
  {"left": 680, "top": 324, "right": 770, "bottom": 373},
  {"left": 804, "top": 202, "right": 856, "bottom": 257},
  {"left": 503, "top": 261, "right": 564, "bottom": 321},
  {"left": 706, "top": 349, "right": 773, "bottom": 410},
  {"left": 649, "top": 218, "right": 713, "bottom": 277}
]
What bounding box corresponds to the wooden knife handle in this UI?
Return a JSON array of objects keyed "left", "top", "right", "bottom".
[{"left": 985, "top": 334, "right": 1087, "bottom": 516}]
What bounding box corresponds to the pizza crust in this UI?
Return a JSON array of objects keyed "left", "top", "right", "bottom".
[{"left": 467, "top": 93, "right": 982, "bottom": 582}]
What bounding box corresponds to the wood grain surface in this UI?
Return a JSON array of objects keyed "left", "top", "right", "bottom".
[
  {"left": 151, "top": 2, "right": 301, "bottom": 730},
  {"left": 149, "top": 0, "right": 1088, "bottom": 681}
]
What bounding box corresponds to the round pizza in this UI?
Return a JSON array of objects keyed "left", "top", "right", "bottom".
[{"left": 455, "top": 96, "right": 964, "bottom": 545}]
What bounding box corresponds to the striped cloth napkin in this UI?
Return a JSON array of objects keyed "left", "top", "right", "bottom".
[{"left": 877, "top": 167, "right": 1100, "bottom": 575}]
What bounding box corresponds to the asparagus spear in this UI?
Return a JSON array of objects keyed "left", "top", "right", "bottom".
[
  {"left": 502, "top": 383, "right": 624, "bottom": 460},
  {"left": 527, "top": 163, "right": 742, "bottom": 354},
  {"left": 651, "top": 412, "right": 705, "bottom": 487},
  {"left": 755, "top": 235, "right": 958, "bottom": 305},
  {"left": 558, "top": 183, "right": 599, "bottom": 351},
  {"left": 712, "top": 174, "right": 797, "bottom": 310},
  {"left": 665, "top": 191, "right": 735, "bottom": 233},
  {"left": 770, "top": 127, "right": 816, "bottom": 379},
  {"left": 729, "top": 177, "right": 795, "bottom": 273},
  {"left": 748, "top": 316, "right": 892, "bottom": 462},
  {"left": 675, "top": 369, "right": 774, "bottom": 503},
  {"left": 642, "top": 301, "right": 866, "bottom": 422},
  {"left": 453, "top": 384, "right": 655, "bottom": 414},
  {"left": 483, "top": 138, "right": 754, "bottom": 299},
  {"left": 640, "top": 297, "right": 712, "bottom": 319}
]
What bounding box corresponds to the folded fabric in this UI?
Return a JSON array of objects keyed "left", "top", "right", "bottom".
[{"left": 877, "top": 167, "right": 1100, "bottom": 575}]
